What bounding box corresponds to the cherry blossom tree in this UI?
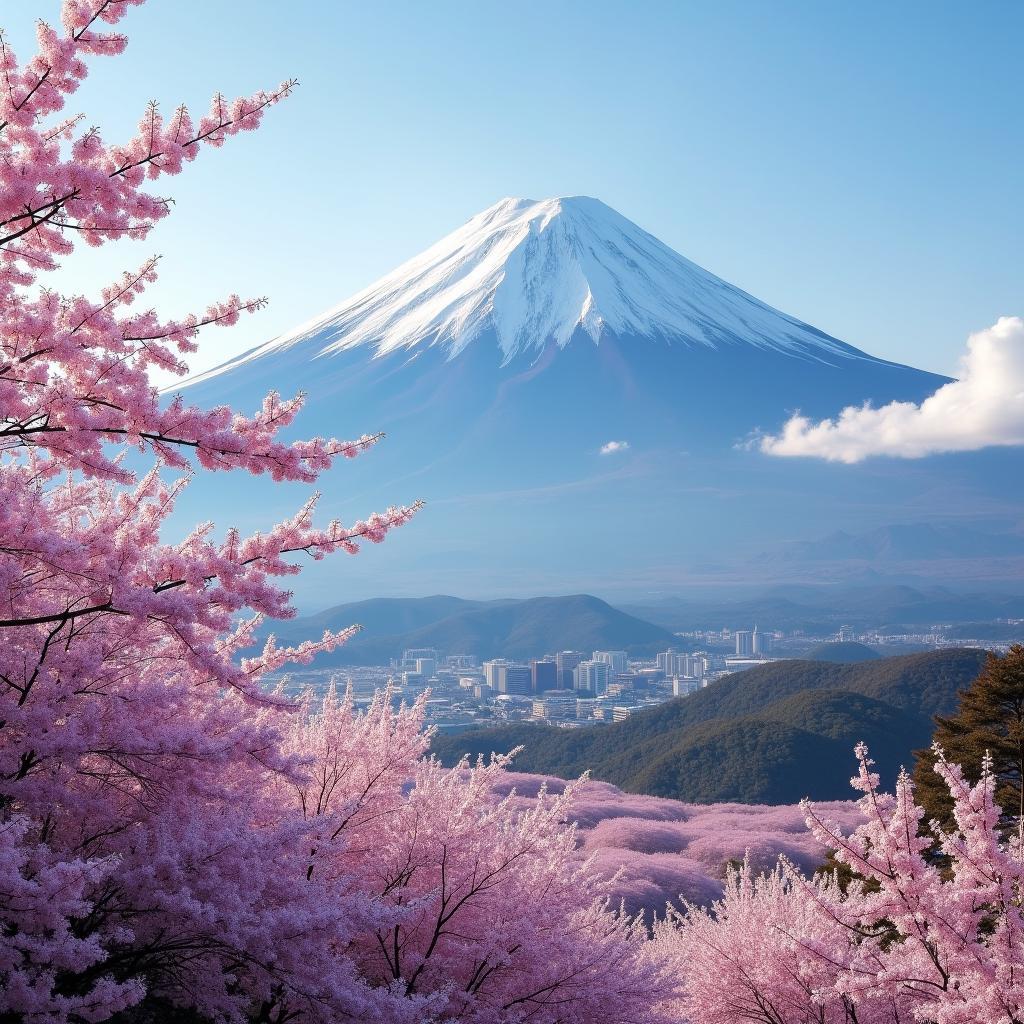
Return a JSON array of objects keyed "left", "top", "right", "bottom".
[
  {"left": 654, "top": 744, "right": 1024, "bottom": 1024},
  {"left": 277, "top": 688, "right": 675, "bottom": 1023},
  {"left": 0, "top": 5, "right": 671, "bottom": 1022}
]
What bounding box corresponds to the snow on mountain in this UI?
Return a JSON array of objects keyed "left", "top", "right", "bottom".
[
  {"left": 172, "top": 197, "right": 1012, "bottom": 602},
  {"left": 189, "top": 196, "right": 868, "bottom": 387}
]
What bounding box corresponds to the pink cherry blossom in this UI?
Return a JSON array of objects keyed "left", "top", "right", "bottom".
[
  {"left": 654, "top": 744, "right": 1024, "bottom": 1024},
  {"left": 0, "top": 5, "right": 673, "bottom": 1021}
]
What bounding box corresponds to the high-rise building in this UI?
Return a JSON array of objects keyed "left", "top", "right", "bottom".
[
  {"left": 530, "top": 659, "right": 558, "bottom": 694},
  {"left": 592, "top": 650, "right": 628, "bottom": 674},
  {"left": 838, "top": 625, "right": 854, "bottom": 642},
  {"left": 482, "top": 659, "right": 511, "bottom": 689},
  {"left": 414, "top": 657, "right": 436, "bottom": 678},
  {"left": 679, "top": 653, "right": 707, "bottom": 678},
  {"left": 496, "top": 663, "right": 532, "bottom": 696},
  {"left": 752, "top": 629, "right": 772, "bottom": 656},
  {"left": 656, "top": 649, "right": 677, "bottom": 676},
  {"left": 734, "top": 630, "right": 754, "bottom": 657},
  {"left": 573, "top": 659, "right": 611, "bottom": 695},
  {"left": 555, "top": 651, "right": 583, "bottom": 689}
]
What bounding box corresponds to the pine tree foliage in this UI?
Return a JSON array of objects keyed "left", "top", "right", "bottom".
[{"left": 913, "top": 644, "right": 1024, "bottom": 835}]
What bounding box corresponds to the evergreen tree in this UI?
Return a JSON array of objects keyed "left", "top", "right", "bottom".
[{"left": 913, "top": 644, "right": 1024, "bottom": 835}]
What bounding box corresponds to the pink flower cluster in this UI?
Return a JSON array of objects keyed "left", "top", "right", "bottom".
[
  {"left": 654, "top": 744, "right": 1024, "bottom": 1024},
  {"left": 491, "top": 772, "right": 863, "bottom": 921},
  {"left": 0, "top": 5, "right": 672, "bottom": 1022}
]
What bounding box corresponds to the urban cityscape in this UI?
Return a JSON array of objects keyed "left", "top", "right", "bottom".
[{"left": 271, "top": 620, "right": 1023, "bottom": 735}]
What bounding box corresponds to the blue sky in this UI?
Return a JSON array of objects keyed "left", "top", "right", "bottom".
[{"left": 6, "top": 1, "right": 1023, "bottom": 378}]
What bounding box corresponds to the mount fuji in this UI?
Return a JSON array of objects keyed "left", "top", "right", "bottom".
[{"left": 176, "top": 197, "right": 1020, "bottom": 602}]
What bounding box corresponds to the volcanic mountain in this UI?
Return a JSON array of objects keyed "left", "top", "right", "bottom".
[{"left": 176, "top": 198, "right": 1014, "bottom": 601}]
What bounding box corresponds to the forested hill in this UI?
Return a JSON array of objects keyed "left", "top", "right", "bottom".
[{"left": 430, "top": 649, "right": 989, "bottom": 803}]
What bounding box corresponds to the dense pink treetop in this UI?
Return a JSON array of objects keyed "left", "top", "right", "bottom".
[
  {"left": 655, "top": 744, "right": 1024, "bottom": 1024},
  {"left": 0, "top": 4, "right": 671, "bottom": 1022},
  {"left": 492, "top": 771, "right": 865, "bottom": 921},
  {"left": 275, "top": 690, "right": 672, "bottom": 1023}
]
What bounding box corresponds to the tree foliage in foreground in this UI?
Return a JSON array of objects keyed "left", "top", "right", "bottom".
[
  {"left": 914, "top": 644, "right": 1024, "bottom": 836},
  {"left": 0, "top": 4, "right": 670, "bottom": 1021},
  {"left": 654, "top": 744, "right": 1024, "bottom": 1024}
]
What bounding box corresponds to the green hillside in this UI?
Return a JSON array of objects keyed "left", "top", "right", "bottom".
[{"left": 430, "top": 649, "right": 988, "bottom": 802}]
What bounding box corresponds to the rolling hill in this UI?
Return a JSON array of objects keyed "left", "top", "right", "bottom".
[
  {"left": 805, "top": 641, "right": 882, "bottom": 662},
  {"left": 263, "top": 593, "right": 678, "bottom": 664},
  {"left": 430, "top": 649, "right": 988, "bottom": 802}
]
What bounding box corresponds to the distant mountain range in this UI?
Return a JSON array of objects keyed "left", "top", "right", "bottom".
[
  {"left": 431, "top": 650, "right": 988, "bottom": 804},
  {"left": 263, "top": 594, "right": 677, "bottom": 665},
  {"left": 623, "top": 583, "right": 1024, "bottom": 633},
  {"left": 164, "top": 195, "right": 1024, "bottom": 603},
  {"left": 767, "top": 523, "right": 1024, "bottom": 563},
  {"left": 253, "top": 587, "right": 1021, "bottom": 666}
]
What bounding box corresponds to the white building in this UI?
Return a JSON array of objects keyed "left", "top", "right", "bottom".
[
  {"left": 482, "top": 659, "right": 511, "bottom": 689},
  {"left": 672, "top": 676, "right": 702, "bottom": 697},
  {"left": 734, "top": 630, "right": 754, "bottom": 657},
  {"left": 592, "top": 650, "right": 628, "bottom": 674},
  {"left": 573, "top": 660, "right": 611, "bottom": 695},
  {"left": 656, "top": 649, "right": 677, "bottom": 676},
  {"left": 679, "top": 653, "right": 707, "bottom": 677},
  {"left": 612, "top": 705, "right": 642, "bottom": 722}
]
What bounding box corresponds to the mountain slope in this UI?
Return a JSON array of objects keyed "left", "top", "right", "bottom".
[
  {"left": 167, "top": 196, "right": 1013, "bottom": 603},
  {"left": 188, "top": 196, "right": 886, "bottom": 373},
  {"left": 430, "top": 650, "right": 988, "bottom": 802},
  {"left": 265, "top": 594, "right": 677, "bottom": 664},
  {"left": 282, "top": 596, "right": 489, "bottom": 638}
]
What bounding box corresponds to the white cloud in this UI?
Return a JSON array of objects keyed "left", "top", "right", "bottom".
[
  {"left": 760, "top": 316, "right": 1024, "bottom": 463},
  {"left": 599, "top": 440, "right": 630, "bottom": 455}
]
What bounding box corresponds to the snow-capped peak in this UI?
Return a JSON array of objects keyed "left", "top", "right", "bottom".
[{"left": 195, "top": 196, "right": 865, "bottom": 380}]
